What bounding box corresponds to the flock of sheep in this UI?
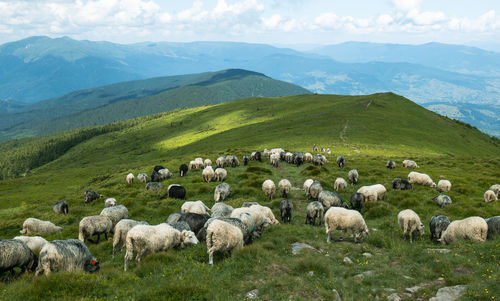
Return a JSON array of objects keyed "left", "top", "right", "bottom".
[{"left": 1, "top": 147, "right": 499, "bottom": 278}]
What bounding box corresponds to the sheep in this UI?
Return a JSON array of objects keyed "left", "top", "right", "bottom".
[
  {"left": 206, "top": 220, "right": 244, "bottom": 265},
  {"left": 336, "top": 156, "right": 346, "bottom": 168},
  {"left": 397, "top": 209, "right": 425, "bottom": 243},
  {"left": 194, "top": 158, "right": 204, "bottom": 168},
  {"left": 484, "top": 190, "right": 498, "bottom": 203},
  {"left": 158, "top": 168, "right": 172, "bottom": 180},
  {"left": 402, "top": 160, "right": 419, "bottom": 169},
  {"left": 189, "top": 160, "right": 197, "bottom": 170},
  {"left": 181, "top": 200, "right": 210, "bottom": 215},
  {"left": 214, "top": 183, "right": 231, "bottom": 202},
  {"left": 84, "top": 190, "right": 102, "bottom": 205},
  {"left": 112, "top": 219, "right": 149, "bottom": 256},
  {"left": 150, "top": 171, "right": 162, "bottom": 182},
  {"left": 168, "top": 221, "right": 191, "bottom": 232},
  {"left": 348, "top": 169, "right": 359, "bottom": 185},
  {"left": 250, "top": 204, "right": 280, "bottom": 225},
  {"left": 319, "top": 190, "right": 348, "bottom": 209},
  {"left": 303, "top": 179, "right": 314, "bottom": 198},
  {"left": 137, "top": 173, "right": 148, "bottom": 183},
  {"left": 437, "top": 180, "right": 452, "bottom": 192},
  {"left": 280, "top": 199, "right": 293, "bottom": 223},
  {"left": 243, "top": 155, "right": 249, "bottom": 166},
  {"left": 211, "top": 202, "right": 234, "bottom": 218},
  {"left": 305, "top": 201, "right": 324, "bottom": 226},
  {"left": 486, "top": 216, "right": 500, "bottom": 239},
  {"left": 78, "top": 215, "right": 113, "bottom": 244},
  {"left": 214, "top": 168, "right": 227, "bottom": 182},
  {"left": 104, "top": 198, "right": 117, "bottom": 208},
  {"left": 392, "top": 178, "right": 413, "bottom": 190},
  {"left": 231, "top": 212, "right": 257, "bottom": 239},
  {"left": 166, "top": 213, "right": 182, "bottom": 223},
  {"left": 231, "top": 207, "right": 271, "bottom": 233},
  {"left": 228, "top": 155, "right": 240, "bottom": 167},
  {"left": 429, "top": 215, "right": 450, "bottom": 241},
  {"left": 53, "top": 200, "right": 69, "bottom": 215},
  {"left": 304, "top": 152, "right": 313, "bottom": 163},
  {"left": 489, "top": 184, "right": 500, "bottom": 198},
  {"left": 179, "top": 164, "right": 188, "bottom": 177},
  {"left": 350, "top": 193, "right": 365, "bottom": 212},
  {"left": 263, "top": 149, "right": 271, "bottom": 158},
  {"left": 154, "top": 165, "right": 165, "bottom": 172},
  {"left": 270, "top": 153, "right": 280, "bottom": 167},
  {"left": 216, "top": 156, "right": 226, "bottom": 168},
  {"left": 356, "top": 186, "right": 378, "bottom": 202},
  {"left": 251, "top": 151, "right": 262, "bottom": 162},
  {"left": 202, "top": 166, "right": 215, "bottom": 183},
  {"left": 35, "top": 239, "right": 99, "bottom": 276},
  {"left": 262, "top": 179, "right": 276, "bottom": 200},
  {"left": 440, "top": 217, "right": 488, "bottom": 245},
  {"left": 242, "top": 202, "right": 260, "bottom": 207},
  {"left": 408, "top": 171, "right": 436, "bottom": 187},
  {"left": 372, "top": 184, "right": 387, "bottom": 200},
  {"left": 197, "top": 216, "right": 253, "bottom": 245},
  {"left": 20, "top": 218, "right": 62, "bottom": 235},
  {"left": 100, "top": 205, "right": 129, "bottom": 229},
  {"left": 325, "top": 207, "right": 369, "bottom": 243},
  {"left": 386, "top": 160, "right": 396, "bottom": 169},
  {"left": 13, "top": 236, "right": 48, "bottom": 253},
  {"left": 278, "top": 179, "right": 292, "bottom": 198},
  {"left": 168, "top": 184, "right": 186, "bottom": 199},
  {"left": 124, "top": 224, "right": 199, "bottom": 271},
  {"left": 126, "top": 173, "right": 135, "bottom": 184},
  {"left": 173, "top": 212, "right": 212, "bottom": 234},
  {"left": 309, "top": 181, "right": 323, "bottom": 200},
  {"left": 432, "top": 195, "right": 452, "bottom": 208},
  {"left": 334, "top": 178, "right": 348, "bottom": 191},
  {"left": 0, "top": 239, "right": 37, "bottom": 274},
  {"left": 146, "top": 182, "right": 164, "bottom": 191},
  {"left": 313, "top": 154, "right": 327, "bottom": 165},
  {"left": 204, "top": 159, "right": 212, "bottom": 167}
]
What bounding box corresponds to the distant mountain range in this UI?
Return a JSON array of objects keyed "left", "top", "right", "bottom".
[{"left": 0, "top": 36, "right": 499, "bottom": 137}]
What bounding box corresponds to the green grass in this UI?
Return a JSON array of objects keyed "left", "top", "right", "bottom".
[{"left": 0, "top": 93, "right": 499, "bottom": 300}]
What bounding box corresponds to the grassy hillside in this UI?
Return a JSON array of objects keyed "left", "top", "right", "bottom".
[{"left": 0, "top": 93, "right": 499, "bottom": 300}]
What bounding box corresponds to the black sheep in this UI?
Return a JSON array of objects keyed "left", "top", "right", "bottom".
[
  {"left": 350, "top": 193, "right": 365, "bottom": 211},
  {"left": 168, "top": 184, "right": 186, "bottom": 199},
  {"left": 179, "top": 164, "right": 188, "bottom": 177},
  {"left": 280, "top": 199, "right": 293, "bottom": 223}
]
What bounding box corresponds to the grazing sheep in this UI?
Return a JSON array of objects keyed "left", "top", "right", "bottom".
[
  {"left": 250, "top": 204, "right": 280, "bottom": 225},
  {"left": 429, "top": 215, "right": 450, "bottom": 241},
  {"left": 53, "top": 200, "right": 69, "bottom": 215},
  {"left": 392, "top": 178, "right": 413, "bottom": 190},
  {"left": 348, "top": 169, "right": 359, "bottom": 185},
  {"left": 112, "top": 219, "right": 149, "bottom": 256},
  {"left": 372, "top": 184, "right": 387, "bottom": 200},
  {"left": 204, "top": 159, "right": 212, "bottom": 167},
  {"left": 226, "top": 155, "right": 240, "bottom": 167},
  {"left": 13, "top": 236, "right": 48, "bottom": 253},
  {"left": 489, "top": 184, "right": 500, "bottom": 198},
  {"left": 484, "top": 190, "right": 498, "bottom": 203},
  {"left": 146, "top": 182, "right": 164, "bottom": 191},
  {"left": 278, "top": 179, "right": 292, "bottom": 198},
  {"left": 166, "top": 213, "right": 182, "bottom": 223},
  {"left": 202, "top": 166, "right": 215, "bottom": 183},
  {"left": 78, "top": 215, "right": 113, "bottom": 244},
  {"left": 35, "top": 239, "right": 99, "bottom": 276},
  {"left": 432, "top": 195, "right": 452, "bottom": 208},
  {"left": 216, "top": 156, "right": 226, "bottom": 168},
  {"left": 280, "top": 199, "right": 293, "bottom": 223},
  {"left": 167, "top": 221, "right": 191, "bottom": 232},
  {"left": 397, "top": 209, "right": 425, "bottom": 243},
  {"left": 137, "top": 173, "right": 148, "bottom": 183},
  {"left": 270, "top": 153, "right": 280, "bottom": 167},
  {"left": 334, "top": 178, "right": 348, "bottom": 191},
  {"left": 211, "top": 202, "right": 234, "bottom": 218},
  {"left": 386, "top": 160, "right": 396, "bottom": 169},
  {"left": 253, "top": 151, "right": 262, "bottom": 162},
  {"left": 319, "top": 190, "right": 348, "bottom": 209},
  {"left": 263, "top": 149, "right": 271, "bottom": 158},
  {"left": 150, "top": 170, "right": 162, "bottom": 182},
  {"left": 262, "top": 179, "right": 276, "bottom": 200},
  {"left": 100, "top": 205, "right": 130, "bottom": 229},
  {"left": 313, "top": 154, "right": 327, "bottom": 166},
  {"left": 437, "top": 180, "right": 452, "bottom": 192},
  {"left": 325, "top": 207, "right": 369, "bottom": 243},
  {"left": 242, "top": 202, "right": 260, "bottom": 208},
  {"left": 214, "top": 168, "right": 227, "bottom": 182},
  {"left": 104, "top": 198, "right": 117, "bottom": 208},
  {"left": 243, "top": 155, "right": 250, "bottom": 166},
  {"left": 309, "top": 181, "right": 323, "bottom": 200},
  {"left": 304, "top": 152, "right": 313, "bottom": 163},
  {"left": 20, "top": 218, "right": 62, "bottom": 235},
  {"left": 408, "top": 171, "right": 436, "bottom": 187},
  {"left": 124, "top": 224, "right": 198, "bottom": 271},
  {"left": 0, "top": 239, "right": 37, "bottom": 274},
  {"left": 189, "top": 160, "right": 197, "bottom": 170},
  {"left": 303, "top": 179, "right": 314, "bottom": 198},
  {"left": 179, "top": 164, "right": 188, "bottom": 177},
  {"left": 126, "top": 173, "right": 135, "bottom": 184},
  {"left": 214, "top": 183, "right": 231, "bottom": 202},
  {"left": 168, "top": 184, "right": 186, "bottom": 199},
  {"left": 194, "top": 158, "right": 204, "bottom": 168},
  {"left": 231, "top": 207, "right": 271, "bottom": 233},
  {"left": 154, "top": 165, "right": 165, "bottom": 172},
  {"left": 231, "top": 212, "right": 257, "bottom": 239},
  {"left": 336, "top": 156, "right": 346, "bottom": 168},
  {"left": 84, "top": 190, "right": 102, "bottom": 205},
  {"left": 305, "top": 201, "right": 324, "bottom": 226},
  {"left": 486, "top": 216, "right": 500, "bottom": 239},
  {"left": 206, "top": 220, "right": 244, "bottom": 265},
  {"left": 158, "top": 169, "right": 172, "bottom": 181},
  {"left": 173, "top": 213, "right": 211, "bottom": 234},
  {"left": 350, "top": 193, "right": 365, "bottom": 212},
  {"left": 357, "top": 186, "right": 378, "bottom": 202},
  {"left": 181, "top": 200, "right": 210, "bottom": 215},
  {"left": 440, "top": 217, "right": 488, "bottom": 244},
  {"left": 197, "top": 216, "right": 253, "bottom": 245},
  {"left": 402, "top": 160, "right": 419, "bottom": 169}
]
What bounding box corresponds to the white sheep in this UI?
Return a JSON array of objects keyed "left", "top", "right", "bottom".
[
  {"left": 372, "top": 184, "right": 387, "bottom": 200},
  {"left": 126, "top": 173, "right": 135, "bottom": 184},
  {"left": 304, "top": 152, "right": 313, "bottom": 163},
  {"left": 13, "top": 236, "right": 48, "bottom": 253},
  {"left": 20, "top": 218, "right": 62, "bottom": 235},
  {"left": 137, "top": 173, "right": 148, "bottom": 183},
  {"left": 334, "top": 178, "right": 347, "bottom": 191},
  {"left": 112, "top": 219, "right": 149, "bottom": 257},
  {"left": 206, "top": 220, "right": 244, "bottom": 265},
  {"left": 303, "top": 179, "right": 314, "bottom": 198},
  {"left": 104, "top": 198, "right": 117, "bottom": 207},
  {"left": 124, "top": 223, "right": 199, "bottom": 271},
  {"left": 231, "top": 207, "right": 271, "bottom": 232},
  {"left": 250, "top": 204, "right": 280, "bottom": 225},
  {"left": 440, "top": 216, "right": 488, "bottom": 244},
  {"left": 214, "top": 183, "right": 231, "bottom": 202},
  {"left": 189, "top": 160, "right": 197, "bottom": 169},
  {"left": 211, "top": 202, "right": 234, "bottom": 218},
  {"left": 78, "top": 215, "right": 113, "bottom": 243},
  {"left": 348, "top": 169, "right": 359, "bottom": 185},
  {"left": 489, "top": 184, "right": 500, "bottom": 198},
  {"left": 402, "top": 160, "right": 419, "bottom": 168},
  {"left": 270, "top": 153, "right": 280, "bottom": 167},
  {"left": 204, "top": 159, "right": 212, "bottom": 167},
  {"left": 202, "top": 166, "right": 215, "bottom": 183},
  {"left": 325, "top": 207, "right": 369, "bottom": 243},
  {"left": 437, "top": 180, "right": 452, "bottom": 192},
  {"left": 100, "top": 205, "right": 130, "bottom": 229},
  {"left": 195, "top": 158, "right": 204, "bottom": 169},
  {"left": 216, "top": 156, "right": 226, "bottom": 168},
  {"left": 357, "top": 186, "right": 378, "bottom": 202},
  {"left": 397, "top": 209, "right": 424, "bottom": 243},
  {"left": 262, "top": 179, "right": 276, "bottom": 200},
  {"left": 181, "top": 200, "right": 210, "bottom": 215},
  {"left": 214, "top": 168, "right": 227, "bottom": 182},
  {"left": 278, "top": 179, "right": 292, "bottom": 198},
  {"left": 158, "top": 168, "right": 172, "bottom": 180},
  {"left": 484, "top": 190, "right": 498, "bottom": 203},
  {"left": 309, "top": 181, "right": 323, "bottom": 200},
  {"left": 408, "top": 171, "right": 436, "bottom": 187}
]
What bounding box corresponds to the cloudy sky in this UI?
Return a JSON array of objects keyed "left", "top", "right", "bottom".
[{"left": 0, "top": 0, "right": 499, "bottom": 47}]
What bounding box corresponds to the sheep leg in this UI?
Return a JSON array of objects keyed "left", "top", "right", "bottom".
[
  {"left": 96, "top": 234, "right": 100, "bottom": 244},
  {"left": 105, "top": 233, "right": 108, "bottom": 240},
  {"left": 326, "top": 231, "right": 331, "bottom": 243},
  {"left": 340, "top": 230, "right": 346, "bottom": 241},
  {"left": 208, "top": 250, "right": 214, "bottom": 265}
]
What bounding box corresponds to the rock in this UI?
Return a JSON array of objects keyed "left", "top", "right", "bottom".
[
  {"left": 426, "top": 248, "right": 451, "bottom": 254},
  {"left": 403, "top": 275, "right": 414, "bottom": 280},
  {"left": 387, "top": 293, "right": 401, "bottom": 301},
  {"left": 384, "top": 288, "right": 396, "bottom": 292},
  {"left": 246, "top": 289, "right": 259, "bottom": 300},
  {"left": 429, "top": 285, "right": 467, "bottom": 301},
  {"left": 308, "top": 271, "right": 315, "bottom": 276},
  {"left": 362, "top": 252, "right": 373, "bottom": 258},
  {"left": 354, "top": 270, "right": 375, "bottom": 279},
  {"left": 331, "top": 289, "right": 342, "bottom": 301},
  {"left": 406, "top": 285, "right": 423, "bottom": 294},
  {"left": 406, "top": 278, "right": 446, "bottom": 295},
  {"left": 291, "top": 242, "right": 320, "bottom": 255},
  {"left": 343, "top": 257, "right": 353, "bottom": 264}
]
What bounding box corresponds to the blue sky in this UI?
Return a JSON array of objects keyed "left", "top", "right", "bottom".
[{"left": 0, "top": 0, "right": 499, "bottom": 48}]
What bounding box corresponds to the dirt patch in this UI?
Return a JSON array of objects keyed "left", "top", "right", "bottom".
[
  {"left": 267, "top": 264, "right": 289, "bottom": 276},
  {"left": 453, "top": 267, "right": 473, "bottom": 275}
]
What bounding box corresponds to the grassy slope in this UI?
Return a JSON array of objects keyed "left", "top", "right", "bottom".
[{"left": 0, "top": 93, "right": 499, "bottom": 300}]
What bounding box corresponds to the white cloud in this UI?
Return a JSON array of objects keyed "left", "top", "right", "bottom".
[{"left": 392, "top": 0, "right": 421, "bottom": 12}]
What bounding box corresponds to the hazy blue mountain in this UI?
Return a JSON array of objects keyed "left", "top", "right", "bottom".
[{"left": 0, "top": 99, "right": 27, "bottom": 113}]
